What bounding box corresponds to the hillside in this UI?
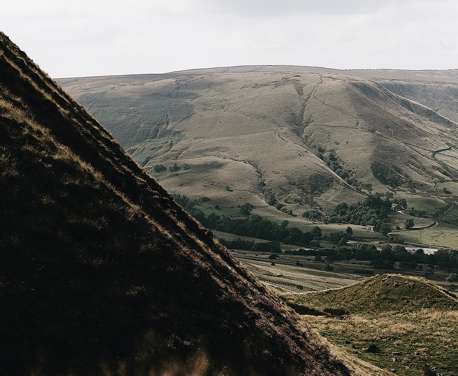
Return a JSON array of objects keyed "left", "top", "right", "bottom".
[
  {"left": 284, "top": 274, "right": 458, "bottom": 375},
  {"left": 286, "top": 274, "right": 458, "bottom": 314},
  {"left": 343, "top": 69, "right": 458, "bottom": 123},
  {"left": 0, "top": 33, "right": 389, "bottom": 375},
  {"left": 59, "top": 67, "right": 458, "bottom": 223}
]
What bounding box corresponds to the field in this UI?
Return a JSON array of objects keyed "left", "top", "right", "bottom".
[
  {"left": 282, "top": 275, "right": 458, "bottom": 376},
  {"left": 233, "top": 249, "right": 458, "bottom": 376},
  {"left": 305, "top": 309, "right": 458, "bottom": 376},
  {"left": 252, "top": 206, "right": 382, "bottom": 239},
  {"left": 232, "top": 252, "right": 458, "bottom": 375},
  {"left": 392, "top": 225, "right": 458, "bottom": 249},
  {"left": 233, "top": 250, "right": 360, "bottom": 292}
]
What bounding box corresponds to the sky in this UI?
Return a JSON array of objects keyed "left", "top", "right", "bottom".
[{"left": 2, "top": 0, "right": 458, "bottom": 77}]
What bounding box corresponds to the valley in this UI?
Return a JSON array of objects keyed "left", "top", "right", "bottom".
[
  {"left": 57, "top": 66, "right": 458, "bottom": 375},
  {"left": 233, "top": 250, "right": 458, "bottom": 375},
  {"left": 5, "top": 1, "right": 458, "bottom": 375},
  {"left": 60, "top": 67, "right": 458, "bottom": 251},
  {"left": 2, "top": 33, "right": 373, "bottom": 375}
]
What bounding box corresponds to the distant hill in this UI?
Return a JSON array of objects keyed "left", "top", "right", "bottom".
[
  {"left": 59, "top": 66, "right": 458, "bottom": 220},
  {"left": 0, "top": 33, "right": 384, "bottom": 375},
  {"left": 286, "top": 274, "right": 458, "bottom": 314}
]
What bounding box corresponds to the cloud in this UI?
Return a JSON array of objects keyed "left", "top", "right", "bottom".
[
  {"left": 199, "top": 0, "right": 450, "bottom": 16},
  {"left": 1, "top": 0, "right": 457, "bottom": 76}
]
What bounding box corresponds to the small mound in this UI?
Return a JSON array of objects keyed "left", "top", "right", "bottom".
[{"left": 287, "top": 274, "right": 458, "bottom": 314}]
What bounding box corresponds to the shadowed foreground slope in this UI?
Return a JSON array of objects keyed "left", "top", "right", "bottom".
[{"left": 0, "top": 33, "right": 378, "bottom": 375}]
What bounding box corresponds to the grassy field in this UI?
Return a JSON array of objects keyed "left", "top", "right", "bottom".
[
  {"left": 392, "top": 225, "right": 458, "bottom": 248},
  {"left": 233, "top": 254, "right": 458, "bottom": 375},
  {"left": 394, "top": 192, "right": 447, "bottom": 213},
  {"left": 305, "top": 309, "right": 458, "bottom": 376},
  {"left": 234, "top": 251, "right": 360, "bottom": 292},
  {"left": 283, "top": 275, "right": 458, "bottom": 376}
]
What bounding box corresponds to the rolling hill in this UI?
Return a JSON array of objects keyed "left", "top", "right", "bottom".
[
  {"left": 285, "top": 274, "right": 458, "bottom": 314},
  {"left": 284, "top": 274, "right": 458, "bottom": 375},
  {"left": 59, "top": 67, "right": 458, "bottom": 222},
  {"left": 0, "top": 33, "right": 390, "bottom": 375}
]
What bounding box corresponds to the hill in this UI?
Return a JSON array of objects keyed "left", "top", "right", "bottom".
[
  {"left": 59, "top": 67, "right": 458, "bottom": 224},
  {"left": 286, "top": 274, "right": 458, "bottom": 314},
  {"left": 284, "top": 274, "right": 458, "bottom": 375},
  {"left": 0, "top": 33, "right": 386, "bottom": 375}
]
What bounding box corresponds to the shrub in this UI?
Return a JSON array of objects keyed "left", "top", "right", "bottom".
[
  {"left": 405, "top": 218, "right": 415, "bottom": 229},
  {"left": 240, "top": 203, "right": 254, "bottom": 215},
  {"left": 153, "top": 164, "right": 166, "bottom": 173},
  {"left": 169, "top": 163, "right": 181, "bottom": 172}
]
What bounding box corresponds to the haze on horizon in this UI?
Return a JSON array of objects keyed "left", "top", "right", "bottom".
[{"left": 2, "top": 0, "right": 458, "bottom": 78}]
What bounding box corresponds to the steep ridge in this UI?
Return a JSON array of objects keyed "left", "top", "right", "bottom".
[
  {"left": 0, "top": 33, "right": 369, "bottom": 375},
  {"left": 285, "top": 274, "right": 458, "bottom": 315},
  {"left": 340, "top": 69, "right": 458, "bottom": 123},
  {"left": 60, "top": 68, "right": 458, "bottom": 216}
]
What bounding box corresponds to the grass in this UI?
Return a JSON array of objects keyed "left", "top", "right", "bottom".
[
  {"left": 394, "top": 192, "right": 447, "bottom": 213},
  {"left": 284, "top": 274, "right": 458, "bottom": 375},
  {"left": 305, "top": 309, "right": 458, "bottom": 376},
  {"left": 286, "top": 274, "right": 458, "bottom": 314},
  {"left": 1, "top": 32, "right": 361, "bottom": 376},
  {"left": 235, "top": 253, "right": 360, "bottom": 292},
  {"left": 392, "top": 224, "right": 458, "bottom": 249}
]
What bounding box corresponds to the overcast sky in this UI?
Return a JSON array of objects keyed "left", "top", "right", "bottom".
[{"left": 2, "top": 0, "right": 457, "bottom": 77}]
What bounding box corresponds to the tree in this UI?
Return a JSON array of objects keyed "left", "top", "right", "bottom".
[
  {"left": 240, "top": 203, "right": 254, "bottom": 216},
  {"left": 153, "top": 164, "right": 167, "bottom": 173},
  {"left": 338, "top": 235, "right": 348, "bottom": 246},
  {"left": 405, "top": 218, "right": 415, "bottom": 229},
  {"left": 324, "top": 263, "right": 334, "bottom": 271},
  {"left": 169, "top": 163, "right": 181, "bottom": 172},
  {"left": 311, "top": 226, "right": 322, "bottom": 240},
  {"left": 376, "top": 223, "right": 392, "bottom": 236},
  {"left": 380, "top": 244, "right": 394, "bottom": 260}
]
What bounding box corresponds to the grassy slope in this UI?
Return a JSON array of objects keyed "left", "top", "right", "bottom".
[
  {"left": 0, "top": 33, "right": 367, "bottom": 376},
  {"left": 284, "top": 274, "right": 458, "bottom": 375},
  {"left": 287, "top": 274, "right": 458, "bottom": 314},
  {"left": 393, "top": 225, "right": 458, "bottom": 249},
  {"left": 59, "top": 69, "right": 458, "bottom": 220},
  {"left": 59, "top": 68, "right": 458, "bottom": 250},
  {"left": 306, "top": 309, "right": 458, "bottom": 376}
]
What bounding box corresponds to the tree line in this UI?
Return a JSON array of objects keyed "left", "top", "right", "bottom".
[
  {"left": 173, "top": 194, "right": 322, "bottom": 247},
  {"left": 290, "top": 244, "right": 458, "bottom": 271}
]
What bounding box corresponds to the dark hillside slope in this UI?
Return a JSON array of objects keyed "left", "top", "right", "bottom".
[{"left": 0, "top": 33, "right": 366, "bottom": 375}]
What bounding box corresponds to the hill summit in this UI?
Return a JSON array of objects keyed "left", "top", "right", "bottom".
[
  {"left": 0, "top": 32, "right": 377, "bottom": 375},
  {"left": 287, "top": 274, "right": 458, "bottom": 315}
]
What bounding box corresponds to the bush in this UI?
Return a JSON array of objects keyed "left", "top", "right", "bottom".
[
  {"left": 153, "top": 164, "right": 167, "bottom": 173},
  {"left": 169, "top": 163, "right": 181, "bottom": 172},
  {"left": 240, "top": 203, "right": 254, "bottom": 215},
  {"left": 405, "top": 218, "right": 415, "bottom": 229},
  {"left": 365, "top": 343, "right": 380, "bottom": 353},
  {"left": 371, "top": 161, "right": 404, "bottom": 187}
]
